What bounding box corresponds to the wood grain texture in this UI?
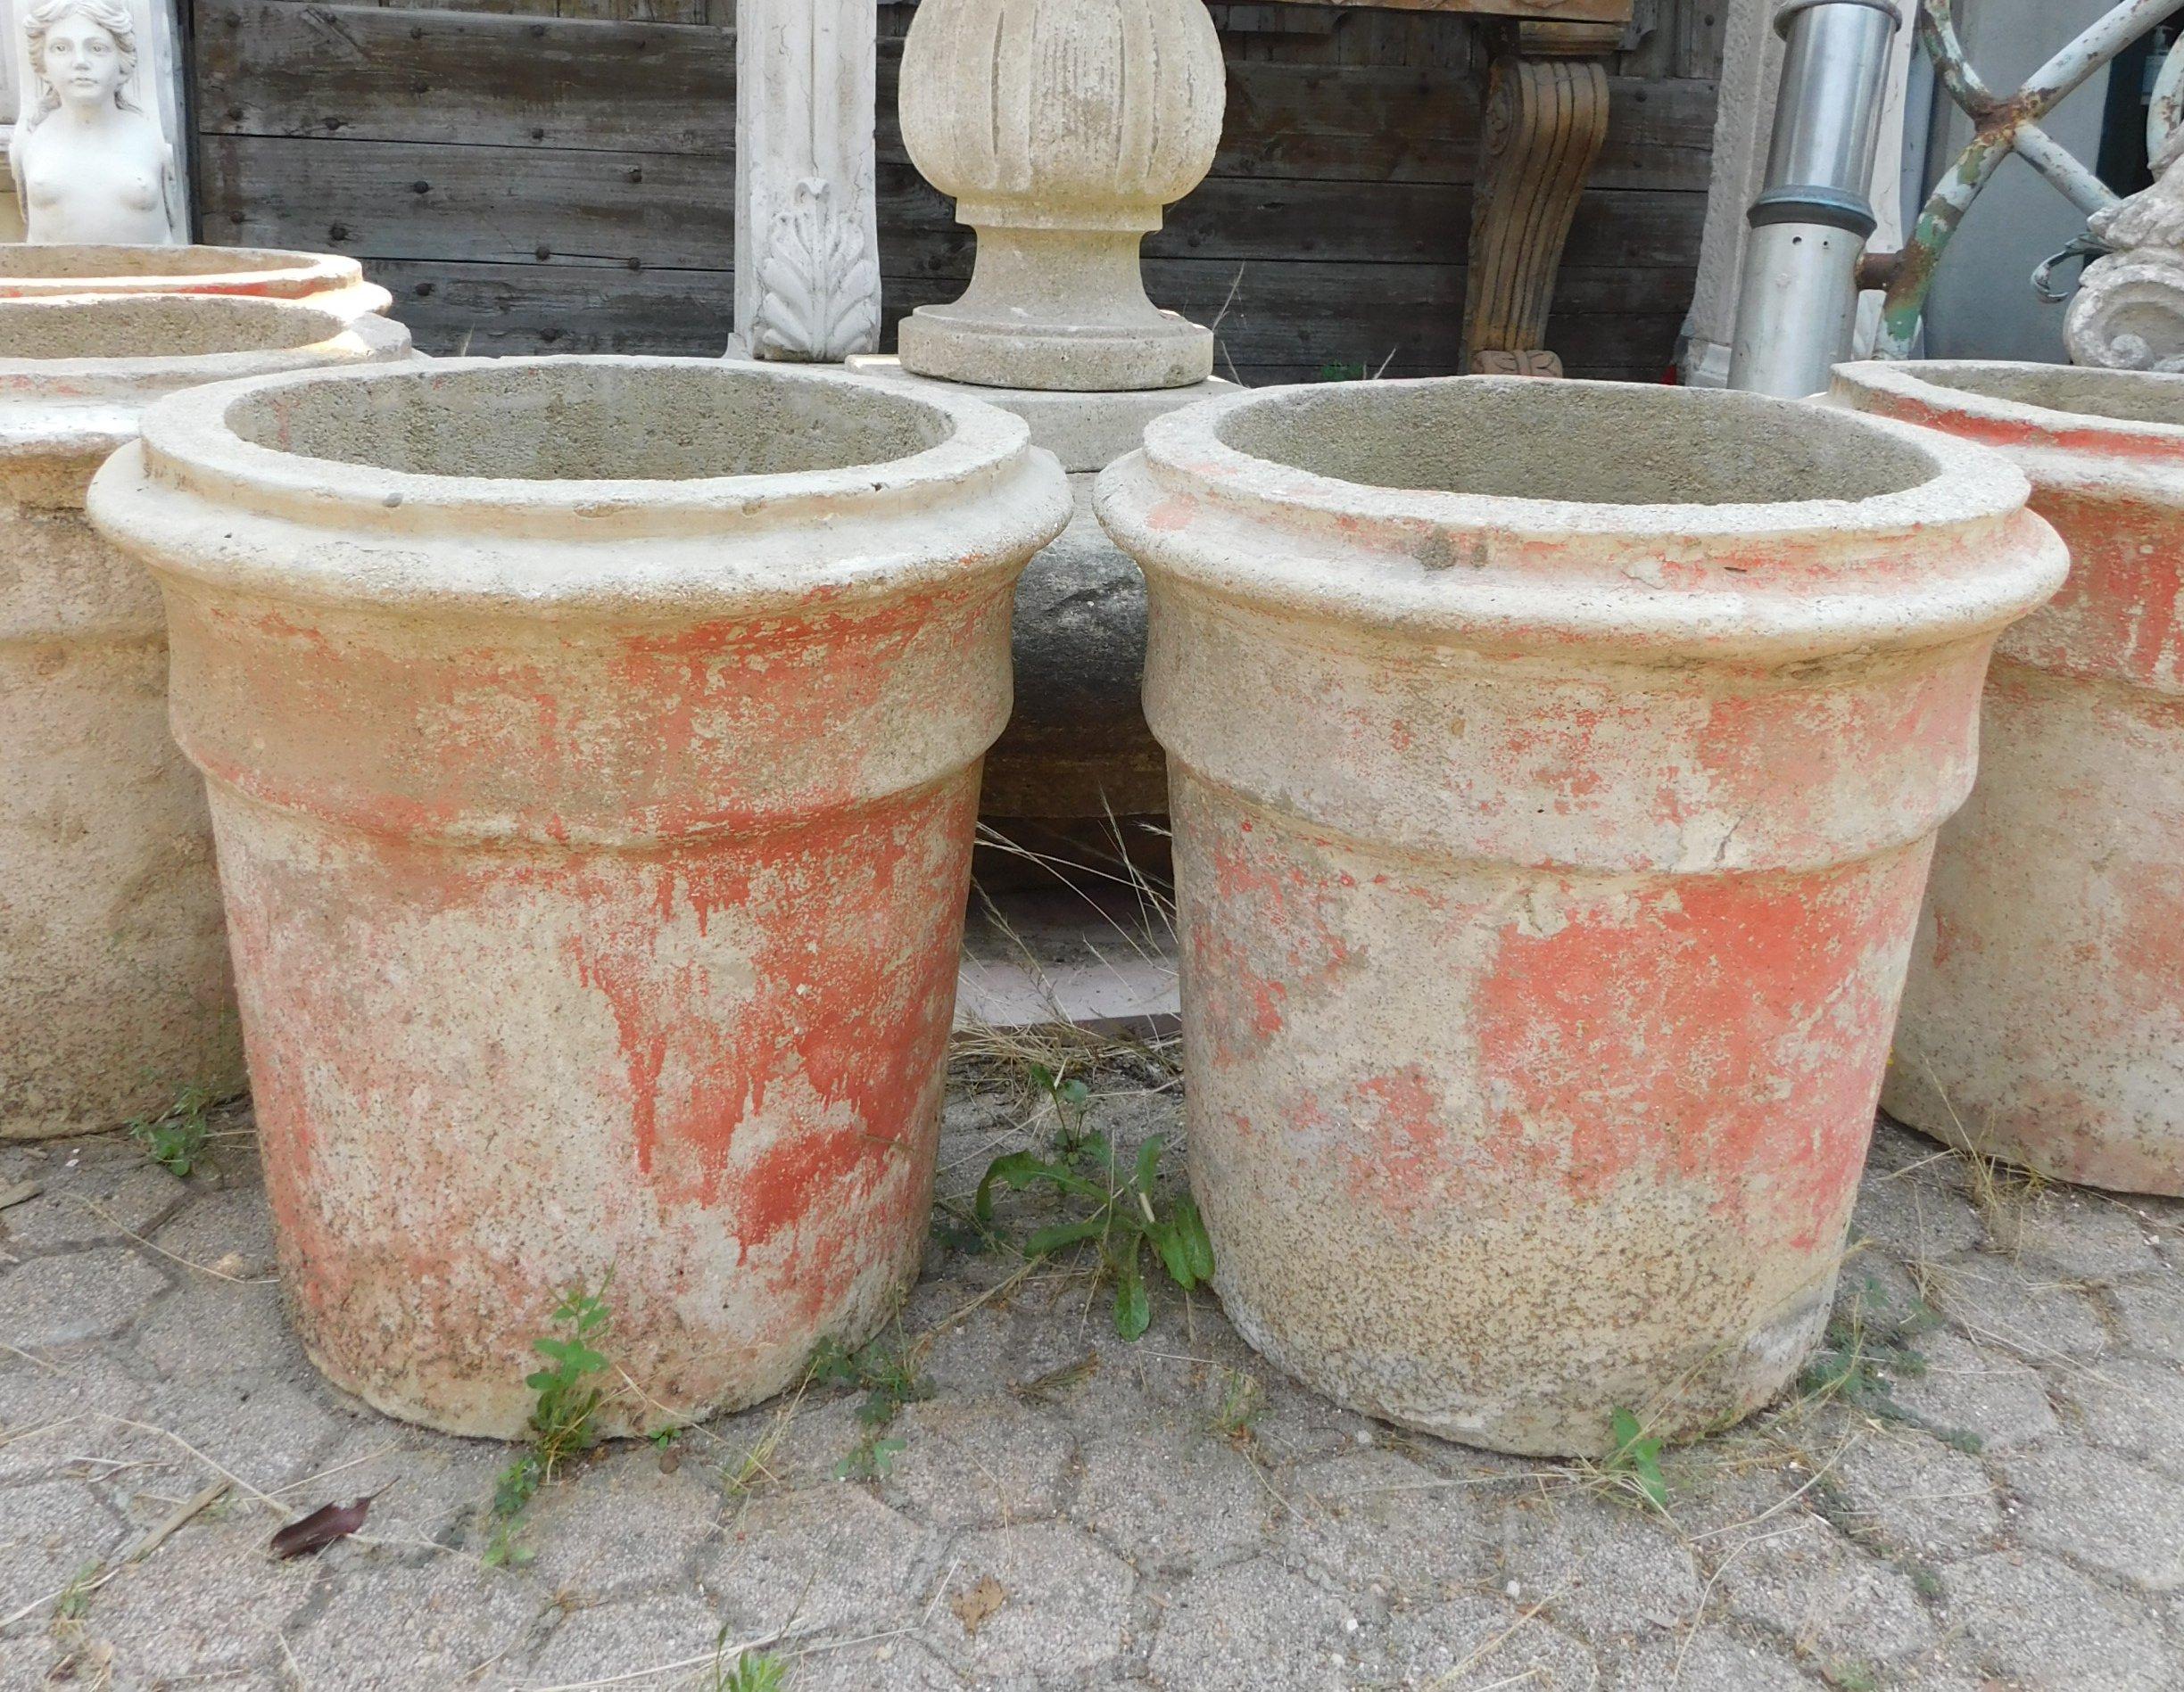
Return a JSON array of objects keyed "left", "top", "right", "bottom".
[{"left": 189, "top": 0, "right": 1714, "bottom": 382}]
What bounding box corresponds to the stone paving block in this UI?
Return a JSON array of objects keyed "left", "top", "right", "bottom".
[
  {"left": 1996, "top": 1192, "right": 2165, "bottom": 1283},
  {"left": 790, "top": 1637, "right": 965, "bottom": 1690},
  {"left": 700, "top": 1483, "right": 934, "bottom": 1638},
  {"left": 150, "top": 1184, "right": 279, "bottom": 1278},
  {"left": 83, "top": 1521, "right": 315, "bottom": 1684},
  {"left": 292, "top": 1435, "right": 511, "bottom": 1554},
  {"left": 2056, "top": 1358, "right": 2184, "bottom": 1476},
  {"left": 1494, "top": 1493, "right": 1703, "bottom": 1646},
  {"left": 284, "top": 1552, "right": 551, "bottom": 1691},
  {"left": 1826, "top": 1430, "right": 2001, "bottom": 1556},
  {"left": 2110, "top": 1279, "right": 2184, "bottom": 1359},
  {"left": 1286, "top": 1446, "right": 1498, "bottom": 1601},
  {"left": 1074, "top": 1407, "right": 1276, "bottom": 1572},
  {"left": 1886, "top": 1330, "right": 2061, "bottom": 1451},
  {"left": 517, "top": 1591, "right": 730, "bottom": 1686},
  {"left": 4, "top": 1248, "right": 169, "bottom": 1349},
  {"left": 1144, "top": 1556, "right": 1356, "bottom": 1692},
  {"left": 2001, "top": 1445, "right": 2184, "bottom": 1589},
  {"left": 133, "top": 1272, "right": 297, "bottom": 1384},
  {"left": 143, "top": 1374, "right": 364, "bottom": 1490},
  {"left": 1610, "top": 1628, "right": 1820, "bottom": 1690},
  {"left": 1929, "top": 1261, "right": 2110, "bottom": 1362},
  {"left": 1377, "top": 1593, "right": 1599, "bottom": 1690},
  {"left": 0, "top": 1162, "right": 186, "bottom": 1253},
  {"left": 881, "top": 1393, "right": 1075, "bottom": 1531},
  {"left": 1714, "top": 1513, "right": 1937, "bottom": 1664},
  {"left": 518, "top": 1456, "right": 726, "bottom": 1600},
  {"left": 1942, "top": 1551, "right": 2178, "bottom": 1691},
  {"left": 0, "top": 1352, "right": 161, "bottom": 1482},
  {"left": 932, "top": 1520, "right": 1136, "bottom": 1680},
  {"left": 1850, "top": 1144, "right": 1985, "bottom": 1261},
  {"left": 0, "top": 1475, "right": 131, "bottom": 1614}
]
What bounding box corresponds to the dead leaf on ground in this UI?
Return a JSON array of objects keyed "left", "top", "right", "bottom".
[
  {"left": 269, "top": 1492, "right": 380, "bottom": 1558},
  {"left": 950, "top": 1574, "right": 1006, "bottom": 1636}
]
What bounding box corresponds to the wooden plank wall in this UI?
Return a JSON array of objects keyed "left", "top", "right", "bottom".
[{"left": 188, "top": 0, "right": 1724, "bottom": 384}]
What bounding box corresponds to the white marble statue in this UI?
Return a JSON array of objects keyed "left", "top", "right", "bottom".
[{"left": 7, "top": 0, "right": 176, "bottom": 244}]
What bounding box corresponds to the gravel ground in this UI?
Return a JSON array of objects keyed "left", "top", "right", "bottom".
[{"left": 3, "top": 1047, "right": 2180, "bottom": 1691}]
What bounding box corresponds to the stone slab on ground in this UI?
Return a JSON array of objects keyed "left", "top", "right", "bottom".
[{"left": 1, "top": 1065, "right": 2180, "bottom": 1690}]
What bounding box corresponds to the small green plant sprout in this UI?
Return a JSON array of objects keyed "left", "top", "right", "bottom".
[
  {"left": 975, "top": 1132, "right": 1214, "bottom": 1341},
  {"left": 484, "top": 1279, "right": 614, "bottom": 1564},
  {"left": 709, "top": 1640, "right": 790, "bottom": 1692},
  {"left": 809, "top": 1333, "right": 928, "bottom": 1481},
  {"left": 50, "top": 1561, "right": 100, "bottom": 1624},
  {"left": 128, "top": 1084, "right": 218, "bottom": 1176},
  {"left": 1027, "top": 1061, "right": 1093, "bottom": 1151},
  {"left": 1602, "top": 1407, "right": 1668, "bottom": 1511},
  {"left": 1212, "top": 1368, "right": 1266, "bottom": 1447}
]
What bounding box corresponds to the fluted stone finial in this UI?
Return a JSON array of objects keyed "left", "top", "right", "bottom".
[{"left": 897, "top": 0, "right": 1226, "bottom": 392}]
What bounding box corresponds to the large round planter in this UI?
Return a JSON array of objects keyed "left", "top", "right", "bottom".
[
  {"left": 1096, "top": 376, "right": 2065, "bottom": 1455},
  {"left": 1834, "top": 361, "right": 2184, "bottom": 1194},
  {"left": 87, "top": 358, "right": 1069, "bottom": 1436},
  {"left": 0, "top": 244, "right": 392, "bottom": 323},
  {"left": 1, "top": 294, "right": 412, "bottom": 1141}
]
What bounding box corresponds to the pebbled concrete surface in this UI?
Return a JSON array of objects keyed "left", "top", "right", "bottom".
[{"left": 2, "top": 1056, "right": 2180, "bottom": 1690}]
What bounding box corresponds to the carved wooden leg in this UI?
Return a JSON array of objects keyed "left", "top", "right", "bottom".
[{"left": 1460, "top": 21, "right": 1619, "bottom": 377}]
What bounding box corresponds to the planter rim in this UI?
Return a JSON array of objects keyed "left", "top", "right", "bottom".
[
  {"left": 1099, "top": 376, "right": 2059, "bottom": 659},
  {"left": 91, "top": 356, "right": 1072, "bottom": 615},
  {"left": 1832, "top": 358, "right": 2184, "bottom": 463},
  {"left": 0, "top": 243, "right": 368, "bottom": 299},
  {"left": 0, "top": 300, "right": 411, "bottom": 466}
]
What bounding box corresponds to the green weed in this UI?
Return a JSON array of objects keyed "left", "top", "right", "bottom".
[
  {"left": 484, "top": 1280, "right": 614, "bottom": 1565},
  {"left": 1603, "top": 1407, "right": 1667, "bottom": 1510},
  {"left": 128, "top": 1085, "right": 218, "bottom": 1176},
  {"left": 710, "top": 1645, "right": 789, "bottom": 1691},
  {"left": 810, "top": 1333, "right": 928, "bottom": 1481},
  {"left": 976, "top": 1133, "right": 1213, "bottom": 1340}
]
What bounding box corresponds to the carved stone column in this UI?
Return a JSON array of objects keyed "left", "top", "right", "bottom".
[
  {"left": 732, "top": 0, "right": 881, "bottom": 361},
  {"left": 1460, "top": 19, "right": 1618, "bottom": 376}
]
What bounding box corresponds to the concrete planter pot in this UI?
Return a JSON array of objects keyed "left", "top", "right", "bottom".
[
  {"left": 2, "top": 295, "right": 412, "bottom": 1141},
  {"left": 1096, "top": 377, "right": 2065, "bottom": 1455},
  {"left": 0, "top": 244, "right": 392, "bottom": 322},
  {"left": 87, "top": 358, "right": 1069, "bottom": 1437},
  {"left": 1834, "top": 361, "right": 2184, "bottom": 1195}
]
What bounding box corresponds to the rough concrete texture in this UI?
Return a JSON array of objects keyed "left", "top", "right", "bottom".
[
  {"left": 1834, "top": 361, "right": 2184, "bottom": 1196},
  {"left": 0, "top": 244, "right": 393, "bottom": 321},
  {"left": 0, "top": 295, "right": 413, "bottom": 1142},
  {"left": 2, "top": 1068, "right": 2180, "bottom": 1689},
  {"left": 82, "top": 357, "right": 1070, "bottom": 1440},
  {"left": 1096, "top": 376, "right": 2070, "bottom": 1456},
  {"left": 895, "top": 0, "right": 1224, "bottom": 392},
  {"left": 846, "top": 357, "right": 1237, "bottom": 819}
]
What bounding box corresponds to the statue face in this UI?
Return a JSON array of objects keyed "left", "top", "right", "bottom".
[{"left": 39, "top": 12, "right": 127, "bottom": 111}]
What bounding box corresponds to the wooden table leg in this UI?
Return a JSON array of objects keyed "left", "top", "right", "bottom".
[{"left": 1460, "top": 19, "right": 1620, "bottom": 377}]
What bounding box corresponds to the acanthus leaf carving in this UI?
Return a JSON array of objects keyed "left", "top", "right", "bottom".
[{"left": 751, "top": 177, "right": 881, "bottom": 363}]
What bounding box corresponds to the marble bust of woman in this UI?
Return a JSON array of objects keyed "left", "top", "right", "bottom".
[{"left": 8, "top": 0, "right": 176, "bottom": 244}]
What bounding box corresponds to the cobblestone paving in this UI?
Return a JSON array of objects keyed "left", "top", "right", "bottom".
[{"left": 3, "top": 1057, "right": 2180, "bottom": 1690}]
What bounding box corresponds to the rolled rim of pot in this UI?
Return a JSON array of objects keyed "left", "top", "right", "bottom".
[
  {"left": 87, "top": 356, "right": 1074, "bottom": 615},
  {"left": 1832, "top": 359, "right": 2184, "bottom": 494},
  {"left": 1095, "top": 376, "right": 2065, "bottom": 663},
  {"left": 0, "top": 243, "right": 385, "bottom": 307},
  {"left": 0, "top": 295, "right": 413, "bottom": 475}
]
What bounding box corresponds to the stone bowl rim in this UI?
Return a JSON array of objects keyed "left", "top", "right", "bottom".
[
  {"left": 1833, "top": 357, "right": 2184, "bottom": 456},
  {"left": 0, "top": 243, "right": 368, "bottom": 297},
  {"left": 0, "top": 294, "right": 399, "bottom": 384}
]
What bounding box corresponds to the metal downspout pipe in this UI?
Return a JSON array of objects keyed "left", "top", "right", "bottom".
[{"left": 1729, "top": 0, "right": 1904, "bottom": 396}]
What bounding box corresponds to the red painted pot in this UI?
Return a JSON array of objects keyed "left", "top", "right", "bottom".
[
  {"left": 1096, "top": 376, "right": 2064, "bottom": 1454},
  {"left": 1836, "top": 360, "right": 2184, "bottom": 1194},
  {"left": 87, "top": 358, "right": 1069, "bottom": 1435}
]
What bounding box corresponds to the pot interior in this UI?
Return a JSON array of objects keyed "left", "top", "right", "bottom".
[
  {"left": 1912, "top": 363, "right": 2184, "bottom": 430},
  {"left": 225, "top": 362, "right": 956, "bottom": 483},
  {"left": 0, "top": 244, "right": 302, "bottom": 283},
  {"left": 1215, "top": 381, "right": 1934, "bottom": 507},
  {"left": 0, "top": 296, "right": 346, "bottom": 360}
]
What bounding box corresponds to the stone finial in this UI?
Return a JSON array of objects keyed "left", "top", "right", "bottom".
[
  {"left": 897, "top": 0, "right": 1226, "bottom": 392},
  {"left": 7, "top": 0, "right": 178, "bottom": 244},
  {"left": 2066, "top": 128, "right": 2184, "bottom": 373}
]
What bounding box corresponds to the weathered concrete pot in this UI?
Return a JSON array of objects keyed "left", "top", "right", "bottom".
[
  {"left": 1834, "top": 361, "right": 2184, "bottom": 1194},
  {"left": 1, "top": 295, "right": 412, "bottom": 1141},
  {"left": 87, "top": 358, "right": 1069, "bottom": 1436},
  {"left": 1096, "top": 377, "right": 2065, "bottom": 1455},
  {"left": 0, "top": 244, "right": 392, "bottom": 322}
]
